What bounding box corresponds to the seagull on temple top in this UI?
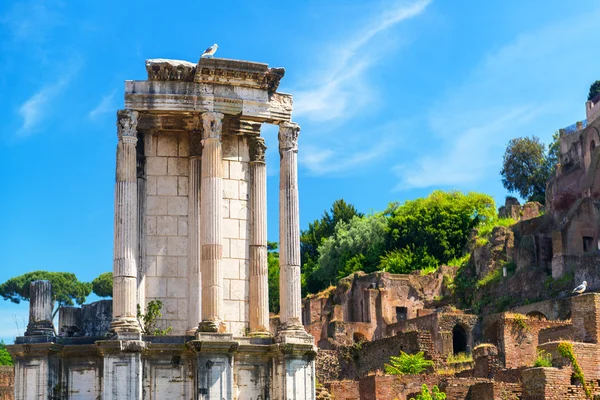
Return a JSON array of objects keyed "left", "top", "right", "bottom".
[
  {"left": 572, "top": 280, "right": 587, "bottom": 295},
  {"left": 201, "top": 44, "right": 218, "bottom": 58}
]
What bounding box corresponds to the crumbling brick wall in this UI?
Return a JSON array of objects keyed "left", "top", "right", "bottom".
[{"left": 0, "top": 366, "right": 14, "bottom": 400}]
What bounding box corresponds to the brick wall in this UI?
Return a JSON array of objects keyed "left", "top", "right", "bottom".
[
  {"left": 325, "top": 380, "right": 359, "bottom": 400},
  {"left": 0, "top": 366, "right": 13, "bottom": 400},
  {"left": 571, "top": 293, "right": 600, "bottom": 343},
  {"left": 500, "top": 316, "right": 570, "bottom": 368}
]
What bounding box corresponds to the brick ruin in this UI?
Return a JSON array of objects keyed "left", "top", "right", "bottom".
[
  {"left": 7, "top": 56, "right": 316, "bottom": 400},
  {"left": 304, "top": 98, "right": 600, "bottom": 399}
]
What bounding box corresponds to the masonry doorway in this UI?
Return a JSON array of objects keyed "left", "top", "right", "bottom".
[{"left": 452, "top": 325, "right": 468, "bottom": 355}]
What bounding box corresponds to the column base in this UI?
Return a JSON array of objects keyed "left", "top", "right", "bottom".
[
  {"left": 25, "top": 321, "right": 55, "bottom": 337},
  {"left": 197, "top": 320, "right": 225, "bottom": 333},
  {"left": 248, "top": 330, "right": 272, "bottom": 338},
  {"left": 272, "top": 336, "right": 317, "bottom": 400},
  {"left": 110, "top": 317, "right": 141, "bottom": 339}
]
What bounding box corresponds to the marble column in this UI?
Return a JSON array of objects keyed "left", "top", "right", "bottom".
[
  {"left": 199, "top": 112, "right": 224, "bottom": 332},
  {"left": 111, "top": 109, "right": 141, "bottom": 336},
  {"left": 187, "top": 116, "right": 202, "bottom": 335},
  {"left": 278, "top": 122, "right": 303, "bottom": 330},
  {"left": 25, "top": 280, "right": 54, "bottom": 336},
  {"left": 249, "top": 135, "right": 270, "bottom": 335}
]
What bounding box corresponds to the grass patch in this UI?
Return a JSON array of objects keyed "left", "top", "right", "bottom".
[
  {"left": 447, "top": 352, "right": 473, "bottom": 364},
  {"left": 476, "top": 269, "right": 502, "bottom": 289},
  {"left": 558, "top": 342, "right": 592, "bottom": 399},
  {"left": 447, "top": 254, "right": 471, "bottom": 267},
  {"left": 419, "top": 266, "right": 438, "bottom": 275}
]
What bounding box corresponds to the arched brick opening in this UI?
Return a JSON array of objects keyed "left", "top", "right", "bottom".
[
  {"left": 452, "top": 324, "right": 468, "bottom": 355},
  {"left": 353, "top": 332, "right": 367, "bottom": 343},
  {"left": 526, "top": 311, "right": 548, "bottom": 320}
]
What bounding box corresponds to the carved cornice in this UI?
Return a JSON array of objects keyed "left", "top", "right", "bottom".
[
  {"left": 249, "top": 136, "right": 267, "bottom": 163},
  {"left": 195, "top": 58, "right": 285, "bottom": 94},
  {"left": 278, "top": 122, "right": 300, "bottom": 152},
  {"left": 117, "top": 110, "right": 139, "bottom": 139},
  {"left": 202, "top": 112, "right": 224, "bottom": 140},
  {"left": 146, "top": 59, "right": 196, "bottom": 82}
]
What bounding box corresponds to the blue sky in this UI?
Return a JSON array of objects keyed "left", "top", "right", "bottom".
[{"left": 1, "top": 0, "right": 598, "bottom": 342}]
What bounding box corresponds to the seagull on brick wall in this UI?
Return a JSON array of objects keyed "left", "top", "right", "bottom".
[
  {"left": 201, "top": 44, "right": 218, "bottom": 58},
  {"left": 572, "top": 281, "right": 587, "bottom": 295}
]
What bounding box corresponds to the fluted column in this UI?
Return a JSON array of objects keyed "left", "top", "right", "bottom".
[
  {"left": 249, "top": 135, "right": 270, "bottom": 335},
  {"left": 26, "top": 280, "right": 54, "bottom": 336},
  {"left": 278, "top": 122, "right": 303, "bottom": 330},
  {"left": 111, "top": 109, "right": 141, "bottom": 336},
  {"left": 187, "top": 116, "right": 202, "bottom": 335},
  {"left": 199, "top": 112, "right": 224, "bottom": 332}
]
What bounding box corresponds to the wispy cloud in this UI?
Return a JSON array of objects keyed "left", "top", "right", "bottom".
[
  {"left": 301, "top": 134, "right": 398, "bottom": 175},
  {"left": 393, "top": 8, "right": 600, "bottom": 191},
  {"left": 17, "top": 57, "right": 83, "bottom": 137},
  {"left": 1, "top": 1, "right": 64, "bottom": 44},
  {"left": 293, "top": 0, "right": 431, "bottom": 122},
  {"left": 89, "top": 90, "right": 117, "bottom": 119}
]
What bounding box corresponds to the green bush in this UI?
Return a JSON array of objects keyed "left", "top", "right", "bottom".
[
  {"left": 558, "top": 342, "right": 592, "bottom": 399},
  {"left": 0, "top": 341, "right": 13, "bottom": 366},
  {"left": 384, "top": 351, "right": 433, "bottom": 375},
  {"left": 533, "top": 349, "right": 552, "bottom": 367},
  {"left": 410, "top": 384, "right": 447, "bottom": 400}
]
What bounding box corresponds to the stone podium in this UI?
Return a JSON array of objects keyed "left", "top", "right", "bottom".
[{"left": 8, "top": 56, "right": 316, "bottom": 400}]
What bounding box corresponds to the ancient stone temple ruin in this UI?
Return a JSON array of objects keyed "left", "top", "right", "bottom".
[{"left": 8, "top": 56, "right": 316, "bottom": 399}]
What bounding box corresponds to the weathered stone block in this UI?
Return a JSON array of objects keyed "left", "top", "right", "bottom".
[
  {"left": 167, "top": 236, "right": 188, "bottom": 256},
  {"left": 167, "top": 197, "right": 188, "bottom": 216},
  {"left": 147, "top": 236, "right": 167, "bottom": 256},
  {"left": 177, "top": 216, "right": 188, "bottom": 236},
  {"left": 146, "top": 277, "right": 167, "bottom": 298},
  {"left": 146, "top": 196, "right": 168, "bottom": 216},
  {"left": 155, "top": 256, "right": 178, "bottom": 277},
  {"left": 167, "top": 157, "right": 189, "bottom": 176},
  {"left": 157, "top": 134, "right": 178, "bottom": 156},
  {"left": 222, "top": 258, "right": 240, "bottom": 279},
  {"left": 177, "top": 176, "right": 188, "bottom": 196},
  {"left": 229, "top": 161, "right": 247, "bottom": 180},
  {"left": 224, "top": 300, "right": 241, "bottom": 322},
  {"left": 223, "top": 179, "right": 239, "bottom": 199},
  {"left": 156, "top": 216, "right": 178, "bottom": 236},
  {"left": 223, "top": 218, "right": 239, "bottom": 239},
  {"left": 167, "top": 278, "right": 187, "bottom": 298},
  {"left": 146, "top": 157, "right": 167, "bottom": 175},
  {"left": 230, "top": 239, "right": 249, "bottom": 259},
  {"left": 156, "top": 176, "right": 178, "bottom": 196}
]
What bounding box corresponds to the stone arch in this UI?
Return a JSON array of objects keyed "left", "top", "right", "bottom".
[
  {"left": 452, "top": 324, "right": 468, "bottom": 355},
  {"left": 526, "top": 311, "right": 548, "bottom": 320},
  {"left": 353, "top": 332, "right": 367, "bottom": 343}
]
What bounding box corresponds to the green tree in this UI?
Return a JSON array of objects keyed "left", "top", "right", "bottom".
[
  {"left": 384, "top": 351, "right": 434, "bottom": 375},
  {"left": 500, "top": 136, "right": 550, "bottom": 204},
  {"left": 300, "top": 200, "right": 362, "bottom": 295},
  {"left": 0, "top": 341, "right": 13, "bottom": 366},
  {"left": 386, "top": 191, "right": 496, "bottom": 267},
  {"left": 267, "top": 241, "right": 280, "bottom": 314},
  {"left": 410, "top": 385, "right": 447, "bottom": 400},
  {"left": 588, "top": 80, "right": 600, "bottom": 101},
  {"left": 547, "top": 131, "right": 560, "bottom": 175},
  {"left": 0, "top": 271, "right": 92, "bottom": 317},
  {"left": 308, "top": 214, "right": 387, "bottom": 293},
  {"left": 92, "top": 272, "right": 112, "bottom": 298}
]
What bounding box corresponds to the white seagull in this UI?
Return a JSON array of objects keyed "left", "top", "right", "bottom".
[
  {"left": 572, "top": 280, "right": 587, "bottom": 295},
  {"left": 201, "top": 44, "right": 218, "bottom": 58}
]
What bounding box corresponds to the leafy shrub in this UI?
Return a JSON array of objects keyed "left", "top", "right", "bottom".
[
  {"left": 533, "top": 349, "right": 552, "bottom": 367},
  {"left": 0, "top": 341, "right": 13, "bottom": 366},
  {"left": 137, "top": 300, "right": 172, "bottom": 336},
  {"left": 558, "top": 342, "right": 592, "bottom": 399},
  {"left": 410, "top": 384, "right": 447, "bottom": 400},
  {"left": 384, "top": 351, "right": 433, "bottom": 375}
]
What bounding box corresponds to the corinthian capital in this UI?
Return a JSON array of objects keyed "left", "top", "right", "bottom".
[
  {"left": 278, "top": 122, "right": 300, "bottom": 152},
  {"left": 249, "top": 136, "right": 267, "bottom": 163},
  {"left": 202, "top": 112, "right": 224, "bottom": 140},
  {"left": 117, "top": 110, "right": 139, "bottom": 139}
]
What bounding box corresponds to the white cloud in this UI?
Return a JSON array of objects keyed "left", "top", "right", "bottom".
[
  {"left": 301, "top": 136, "right": 397, "bottom": 175},
  {"left": 89, "top": 91, "right": 117, "bottom": 119},
  {"left": 17, "top": 57, "right": 83, "bottom": 136},
  {"left": 1, "top": 1, "right": 64, "bottom": 44},
  {"left": 293, "top": 0, "right": 431, "bottom": 122},
  {"left": 393, "top": 8, "right": 600, "bottom": 190}
]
